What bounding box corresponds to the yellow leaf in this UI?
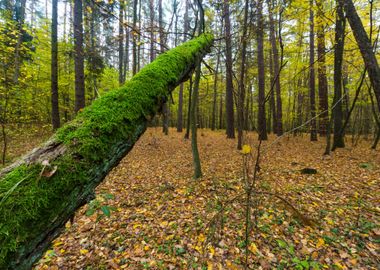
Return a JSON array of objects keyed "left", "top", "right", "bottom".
[
  {"left": 207, "top": 261, "right": 213, "bottom": 270},
  {"left": 144, "top": 245, "right": 150, "bottom": 251},
  {"left": 241, "top": 145, "right": 252, "bottom": 154},
  {"left": 208, "top": 245, "right": 215, "bottom": 257},
  {"left": 248, "top": 243, "right": 258, "bottom": 254},
  {"left": 198, "top": 233, "right": 206, "bottom": 243},
  {"left": 316, "top": 238, "right": 325, "bottom": 248},
  {"left": 333, "top": 262, "right": 346, "bottom": 269},
  {"left": 80, "top": 249, "right": 89, "bottom": 255},
  {"left": 53, "top": 241, "right": 63, "bottom": 247}
]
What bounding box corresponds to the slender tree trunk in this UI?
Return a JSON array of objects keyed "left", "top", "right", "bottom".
[
  {"left": 257, "top": 0, "right": 267, "bottom": 140},
  {"left": 332, "top": 0, "right": 345, "bottom": 149},
  {"left": 269, "top": 44, "right": 277, "bottom": 134},
  {"left": 118, "top": 0, "right": 124, "bottom": 86},
  {"left": 185, "top": 78, "right": 192, "bottom": 139},
  {"left": 223, "top": 0, "right": 235, "bottom": 138},
  {"left": 132, "top": 0, "right": 138, "bottom": 75},
  {"left": 124, "top": 5, "right": 130, "bottom": 81},
  {"left": 211, "top": 49, "right": 220, "bottom": 131},
  {"left": 268, "top": 0, "right": 283, "bottom": 136},
  {"left": 343, "top": 0, "right": 380, "bottom": 112},
  {"left": 74, "top": 0, "right": 85, "bottom": 113},
  {"left": 190, "top": 0, "right": 204, "bottom": 179},
  {"left": 13, "top": 0, "right": 27, "bottom": 85},
  {"left": 178, "top": 0, "right": 189, "bottom": 132},
  {"left": 309, "top": 0, "right": 318, "bottom": 141},
  {"left": 237, "top": 0, "right": 249, "bottom": 149},
  {"left": 149, "top": 0, "right": 155, "bottom": 63},
  {"left": 158, "top": 0, "right": 169, "bottom": 135},
  {"left": 316, "top": 0, "right": 328, "bottom": 136},
  {"left": 51, "top": 0, "right": 60, "bottom": 129}
]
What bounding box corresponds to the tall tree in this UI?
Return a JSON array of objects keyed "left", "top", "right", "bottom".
[
  {"left": 332, "top": 0, "right": 345, "bottom": 149},
  {"left": 223, "top": 0, "right": 235, "bottom": 139},
  {"left": 343, "top": 0, "right": 380, "bottom": 112},
  {"left": 74, "top": 0, "right": 85, "bottom": 112},
  {"left": 132, "top": 0, "right": 138, "bottom": 75},
  {"left": 257, "top": 0, "right": 267, "bottom": 140},
  {"left": 268, "top": 0, "right": 283, "bottom": 136},
  {"left": 316, "top": 0, "right": 328, "bottom": 136},
  {"left": 190, "top": 0, "right": 204, "bottom": 179},
  {"left": 177, "top": 0, "right": 189, "bottom": 133},
  {"left": 51, "top": 0, "right": 60, "bottom": 129},
  {"left": 309, "top": 0, "right": 317, "bottom": 141},
  {"left": 158, "top": 0, "right": 169, "bottom": 135},
  {"left": 237, "top": 0, "right": 249, "bottom": 149},
  {"left": 118, "top": 0, "right": 124, "bottom": 86}
]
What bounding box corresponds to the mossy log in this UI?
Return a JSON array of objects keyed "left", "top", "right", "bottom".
[{"left": 0, "top": 34, "right": 213, "bottom": 269}]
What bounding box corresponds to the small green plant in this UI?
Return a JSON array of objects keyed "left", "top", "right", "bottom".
[{"left": 85, "top": 193, "right": 116, "bottom": 222}]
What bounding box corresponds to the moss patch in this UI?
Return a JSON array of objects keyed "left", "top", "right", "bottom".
[{"left": 0, "top": 33, "right": 213, "bottom": 268}]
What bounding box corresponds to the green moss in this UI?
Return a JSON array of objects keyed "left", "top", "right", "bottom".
[{"left": 0, "top": 33, "right": 213, "bottom": 268}]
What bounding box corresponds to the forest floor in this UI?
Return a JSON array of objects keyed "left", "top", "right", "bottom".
[{"left": 8, "top": 127, "right": 379, "bottom": 270}]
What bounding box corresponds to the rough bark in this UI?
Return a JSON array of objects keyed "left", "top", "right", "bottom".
[
  {"left": 223, "top": 0, "right": 235, "bottom": 138},
  {"left": 132, "top": 0, "right": 138, "bottom": 75},
  {"left": 237, "top": 0, "right": 249, "bottom": 149},
  {"left": 343, "top": 0, "right": 380, "bottom": 113},
  {"left": 332, "top": 0, "right": 345, "bottom": 149},
  {"left": 118, "top": 0, "right": 125, "bottom": 86},
  {"left": 309, "top": 0, "right": 318, "bottom": 141},
  {"left": 74, "top": 0, "right": 85, "bottom": 112},
  {"left": 51, "top": 0, "right": 60, "bottom": 129},
  {"left": 177, "top": 0, "right": 189, "bottom": 133},
  {"left": 0, "top": 35, "right": 213, "bottom": 270},
  {"left": 257, "top": 0, "right": 268, "bottom": 140},
  {"left": 316, "top": 0, "right": 328, "bottom": 136},
  {"left": 268, "top": 0, "right": 283, "bottom": 136}
]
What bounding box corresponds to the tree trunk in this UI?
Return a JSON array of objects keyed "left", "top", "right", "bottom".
[
  {"left": 118, "top": 0, "right": 124, "bottom": 86},
  {"left": 223, "top": 0, "right": 235, "bottom": 139},
  {"left": 74, "top": 0, "right": 85, "bottom": 113},
  {"left": 316, "top": 0, "right": 328, "bottom": 136},
  {"left": 309, "top": 0, "right": 318, "bottom": 141},
  {"left": 211, "top": 49, "right": 220, "bottom": 131},
  {"left": 237, "top": 0, "right": 249, "bottom": 149},
  {"left": 343, "top": 0, "right": 380, "bottom": 112},
  {"left": 257, "top": 0, "right": 267, "bottom": 140},
  {"left": 0, "top": 34, "right": 213, "bottom": 270},
  {"left": 132, "top": 0, "right": 138, "bottom": 75},
  {"left": 268, "top": 0, "right": 283, "bottom": 136},
  {"left": 51, "top": 0, "right": 60, "bottom": 130},
  {"left": 332, "top": 0, "right": 345, "bottom": 149},
  {"left": 177, "top": 0, "right": 189, "bottom": 132}
]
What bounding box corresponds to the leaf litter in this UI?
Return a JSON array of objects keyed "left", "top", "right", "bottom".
[{"left": 33, "top": 128, "right": 379, "bottom": 269}]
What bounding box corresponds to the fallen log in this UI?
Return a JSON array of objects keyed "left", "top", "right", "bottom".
[{"left": 0, "top": 33, "right": 213, "bottom": 269}]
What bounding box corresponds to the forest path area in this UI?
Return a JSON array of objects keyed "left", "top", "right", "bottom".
[{"left": 33, "top": 128, "right": 379, "bottom": 269}]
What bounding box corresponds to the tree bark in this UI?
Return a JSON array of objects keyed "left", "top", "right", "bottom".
[
  {"left": 74, "top": 0, "right": 85, "bottom": 113},
  {"left": 0, "top": 35, "right": 213, "bottom": 270},
  {"left": 51, "top": 0, "right": 60, "bottom": 130},
  {"left": 257, "top": 0, "right": 268, "bottom": 140},
  {"left": 118, "top": 0, "right": 125, "bottom": 86},
  {"left": 223, "top": 0, "right": 235, "bottom": 139},
  {"left": 332, "top": 0, "right": 345, "bottom": 149},
  {"left": 132, "top": 0, "right": 138, "bottom": 75},
  {"left": 177, "top": 0, "right": 189, "bottom": 133},
  {"left": 268, "top": 0, "right": 283, "bottom": 136},
  {"left": 309, "top": 0, "right": 318, "bottom": 141},
  {"left": 316, "top": 0, "right": 328, "bottom": 136},
  {"left": 237, "top": 0, "right": 249, "bottom": 149},
  {"left": 343, "top": 0, "right": 380, "bottom": 113}
]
